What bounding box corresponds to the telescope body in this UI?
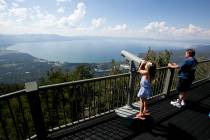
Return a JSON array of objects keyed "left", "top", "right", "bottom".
[{"left": 121, "top": 50, "right": 144, "bottom": 69}]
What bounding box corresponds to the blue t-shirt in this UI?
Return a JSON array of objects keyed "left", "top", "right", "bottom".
[{"left": 178, "top": 57, "right": 197, "bottom": 80}]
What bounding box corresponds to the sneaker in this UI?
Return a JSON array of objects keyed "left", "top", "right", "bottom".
[
  {"left": 170, "top": 99, "right": 179, "bottom": 105},
  {"left": 174, "top": 102, "right": 181, "bottom": 108},
  {"left": 170, "top": 99, "right": 181, "bottom": 108}
]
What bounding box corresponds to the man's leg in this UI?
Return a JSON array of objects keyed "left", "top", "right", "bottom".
[
  {"left": 179, "top": 92, "right": 187, "bottom": 106},
  {"left": 170, "top": 91, "right": 183, "bottom": 108}
]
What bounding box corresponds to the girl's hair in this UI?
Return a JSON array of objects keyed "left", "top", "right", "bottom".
[{"left": 145, "top": 62, "right": 156, "bottom": 81}]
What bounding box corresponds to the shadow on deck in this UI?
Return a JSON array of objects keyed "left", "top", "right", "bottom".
[{"left": 50, "top": 81, "right": 210, "bottom": 140}]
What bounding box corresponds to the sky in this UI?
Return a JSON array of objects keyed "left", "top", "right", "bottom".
[{"left": 0, "top": 0, "right": 210, "bottom": 40}]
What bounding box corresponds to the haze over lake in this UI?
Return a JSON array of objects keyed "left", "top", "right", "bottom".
[{"left": 7, "top": 38, "right": 197, "bottom": 63}]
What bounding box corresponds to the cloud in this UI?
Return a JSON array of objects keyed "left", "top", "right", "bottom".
[
  {"left": 57, "top": 7, "right": 64, "bottom": 13},
  {"left": 107, "top": 24, "right": 128, "bottom": 31},
  {"left": 142, "top": 21, "right": 210, "bottom": 40},
  {"left": 175, "top": 24, "right": 202, "bottom": 35},
  {"left": 144, "top": 21, "right": 169, "bottom": 33},
  {"left": 0, "top": 0, "right": 210, "bottom": 41},
  {"left": 5, "top": 2, "right": 86, "bottom": 30},
  {"left": 8, "top": 7, "right": 29, "bottom": 21},
  {"left": 56, "top": 0, "right": 69, "bottom": 2},
  {"left": 56, "top": 0, "right": 71, "bottom": 5},
  {"left": 35, "top": 14, "right": 57, "bottom": 28},
  {"left": 0, "top": 20, "right": 11, "bottom": 27},
  {"left": 56, "top": 2, "right": 86, "bottom": 27},
  {"left": 12, "top": 2, "right": 19, "bottom": 7},
  {"left": 0, "top": 0, "right": 7, "bottom": 12},
  {"left": 14, "top": 0, "right": 25, "bottom": 2},
  {"left": 143, "top": 21, "right": 203, "bottom": 36},
  {"left": 67, "top": 2, "right": 86, "bottom": 24},
  {"left": 91, "top": 17, "right": 106, "bottom": 29}
]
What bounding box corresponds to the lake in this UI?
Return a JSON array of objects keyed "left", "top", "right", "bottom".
[{"left": 7, "top": 38, "right": 194, "bottom": 63}]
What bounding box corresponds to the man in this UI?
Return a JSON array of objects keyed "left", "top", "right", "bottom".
[{"left": 168, "top": 48, "right": 197, "bottom": 108}]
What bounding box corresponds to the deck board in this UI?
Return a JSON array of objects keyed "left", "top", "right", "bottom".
[{"left": 52, "top": 81, "right": 210, "bottom": 140}]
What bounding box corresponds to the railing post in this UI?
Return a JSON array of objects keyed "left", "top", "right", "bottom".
[
  {"left": 0, "top": 104, "right": 9, "bottom": 140},
  {"left": 25, "top": 82, "right": 47, "bottom": 140},
  {"left": 208, "top": 71, "right": 210, "bottom": 80},
  {"left": 163, "top": 68, "right": 175, "bottom": 96},
  {"left": 208, "top": 62, "right": 210, "bottom": 80},
  {"left": 127, "top": 60, "right": 136, "bottom": 107}
]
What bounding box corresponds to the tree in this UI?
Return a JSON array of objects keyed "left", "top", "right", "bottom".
[
  {"left": 0, "top": 83, "right": 23, "bottom": 95},
  {"left": 70, "top": 64, "right": 94, "bottom": 80},
  {"left": 144, "top": 47, "right": 172, "bottom": 67},
  {"left": 156, "top": 49, "right": 172, "bottom": 67},
  {"left": 39, "top": 64, "right": 95, "bottom": 85},
  {"left": 144, "top": 47, "right": 157, "bottom": 63},
  {"left": 39, "top": 68, "right": 70, "bottom": 85},
  {"left": 110, "top": 59, "right": 122, "bottom": 75}
]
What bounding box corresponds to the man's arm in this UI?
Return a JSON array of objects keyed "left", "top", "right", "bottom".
[{"left": 168, "top": 63, "right": 179, "bottom": 69}]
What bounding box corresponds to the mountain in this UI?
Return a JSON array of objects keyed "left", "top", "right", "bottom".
[
  {"left": 0, "top": 34, "right": 132, "bottom": 48},
  {"left": 0, "top": 50, "right": 89, "bottom": 84},
  {"left": 0, "top": 34, "right": 209, "bottom": 84},
  {"left": 0, "top": 34, "right": 70, "bottom": 48},
  {"left": 171, "top": 45, "right": 210, "bottom": 63},
  {"left": 0, "top": 50, "right": 53, "bottom": 83},
  {"left": 194, "top": 44, "right": 210, "bottom": 53},
  {"left": 194, "top": 45, "right": 210, "bottom": 60}
]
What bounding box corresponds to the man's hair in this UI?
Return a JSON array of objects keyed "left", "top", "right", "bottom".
[{"left": 186, "top": 48, "right": 196, "bottom": 57}]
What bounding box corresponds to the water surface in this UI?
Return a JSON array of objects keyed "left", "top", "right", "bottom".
[{"left": 7, "top": 39, "right": 194, "bottom": 63}]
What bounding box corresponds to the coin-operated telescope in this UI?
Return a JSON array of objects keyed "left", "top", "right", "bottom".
[{"left": 121, "top": 50, "right": 144, "bottom": 71}]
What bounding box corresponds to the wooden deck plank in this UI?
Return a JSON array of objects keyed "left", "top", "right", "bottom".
[{"left": 52, "top": 81, "right": 210, "bottom": 140}]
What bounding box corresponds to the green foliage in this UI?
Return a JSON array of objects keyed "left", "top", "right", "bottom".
[
  {"left": 144, "top": 47, "right": 172, "bottom": 67},
  {"left": 37, "top": 64, "right": 95, "bottom": 130},
  {"left": 70, "top": 65, "right": 94, "bottom": 80},
  {"left": 157, "top": 49, "right": 171, "bottom": 67},
  {"left": 110, "top": 59, "right": 122, "bottom": 75},
  {"left": 39, "top": 64, "right": 94, "bottom": 85},
  {"left": 144, "top": 47, "right": 157, "bottom": 63},
  {"left": 196, "top": 56, "right": 207, "bottom": 61},
  {"left": 0, "top": 84, "right": 23, "bottom": 95}
]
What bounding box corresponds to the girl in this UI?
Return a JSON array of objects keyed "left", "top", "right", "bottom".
[{"left": 135, "top": 60, "right": 156, "bottom": 120}]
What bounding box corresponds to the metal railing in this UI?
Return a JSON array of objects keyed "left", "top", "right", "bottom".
[{"left": 0, "top": 60, "right": 210, "bottom": 140}]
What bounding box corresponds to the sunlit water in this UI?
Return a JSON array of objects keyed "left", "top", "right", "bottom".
[{"left": 7, "top": 39, "right": 195, "bottom": 63}]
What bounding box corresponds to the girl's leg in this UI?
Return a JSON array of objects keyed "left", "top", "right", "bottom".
[
  {"left": 136, "top": 100, "right": 141, "bottom": 116},
  {"left": 135, "top": 98, "right": 146, "bottom": 120},
  {"left": 136, "top": 98, "right": 144, "bottom": 116},
  {"left": 143, "top": 100, "right": 150, "bottom": 115},
  {"left": 140, "top": 98, "right": 144, "bottom": 115}
]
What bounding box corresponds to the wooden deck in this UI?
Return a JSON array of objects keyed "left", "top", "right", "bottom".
[{"left": 50, "top": 80, "right": 210, "bottom": 140}]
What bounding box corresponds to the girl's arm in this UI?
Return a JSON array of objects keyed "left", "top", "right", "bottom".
[{"left": 137, "top": 61, "right": 148, "bottom": 75}]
